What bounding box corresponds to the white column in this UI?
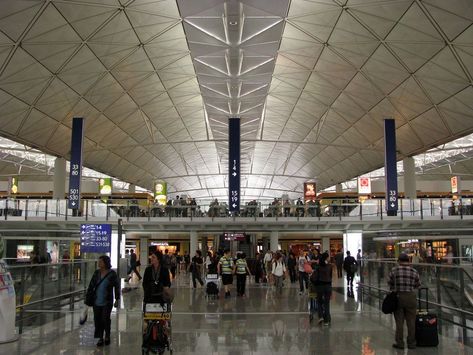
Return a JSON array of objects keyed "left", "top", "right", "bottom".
[
  {"left": 140, "top": 238, "right": 149, "bottom": 267},
  {"left": 128, "top": 184, "right": 136, "bottom": 194},
  {"left": 270, "top": 231, "right": 279, "bottom": 252},
  {"left": 53, "top": 157, "right": 66, "bottom": 199},
  {"left": 190, "top": 230, "right": 198, "bottom": 256},
  {"left": 322, "top": 237, "right": 330, "bottom": 254},
  {"left": 403, "top": 157, "right": 416, "bottom": 199},
  {"left": 336, "top": 183, "right": 343, "bottom": 193}
]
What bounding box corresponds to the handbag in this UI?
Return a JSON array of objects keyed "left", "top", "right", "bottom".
[
  {"left": 85, "top": 271, "right": 112, "bottom": 307},
  {"left": 303, "top": 261, "right": 313, "bottom": 274},
  {"left": 382, "top": 292, "right": 398, "bottom": 314}
]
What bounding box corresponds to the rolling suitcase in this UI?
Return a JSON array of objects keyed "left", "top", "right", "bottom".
[{"left": 416, "top": 287, "right": 439, "bottom": 347}]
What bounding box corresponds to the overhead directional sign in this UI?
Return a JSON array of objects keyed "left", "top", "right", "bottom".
[
  {"left": 228, "top": 117, "right": 240, "bottom": 213},
  {"left": 68, "top": 117, "right": 84, "bottom": 209},
  {"left": 80, "top": 224, "right": 112, "bottom": 254},
  {"left": 384, "top": 118, "right": 398, "bottom": 215}
]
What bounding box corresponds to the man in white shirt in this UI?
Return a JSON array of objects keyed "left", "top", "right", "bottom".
[{"left": 272, "top": 252, "right": 286, "bottom": 294}]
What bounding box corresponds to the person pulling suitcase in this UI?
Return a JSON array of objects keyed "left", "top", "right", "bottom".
[{"left": 388, "top": 253, "right": 420, "bottom": 350}]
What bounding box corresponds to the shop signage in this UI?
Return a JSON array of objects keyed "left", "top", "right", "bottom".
[
  {"left": 99, "top": 178, "right": 112, "bottom": 195},
  {"left": 228, "top": 118, "right": 240, "bottom": 213},
  {"left": 80, "top": 224, "right": 112, "bottom": 253},
  {"left": 7, "top": 177, "right": 18, "bottom": 195},
  {"left": 154, "top": 181, "right": 167, "bottom": 206},
  {"left": 304, "top": 182, "right": 316, "bottom": 202},
  {"left": 223, "top": 232, "right": 246, "bottom": 241},
  {"left": 451, "top": 176, "right": 460, "bottom": 194},
  {"left": 358, "top": 177, "right": 371, "bottom": 194},
  {"left": 384, "top": 118, "right": 398, "bottom": 214},
  {"left": 68, "top": 117, "right": 84, "bottom": 209}
]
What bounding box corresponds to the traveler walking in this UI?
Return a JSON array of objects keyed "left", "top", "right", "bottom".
[
  {"left": 127, "top": 249, "right": 142, "bottom": 282},
  {"left": 311, "top": 252, "right": 333, "bottom": 326},
  {"left": 389, "top": 253, "right": 420, "bottom": 350},
  {"left": 335, "top": 249, "right": 344, "bottom": 278},
  {"left": 297, "top": 251, "right": 309, "bottom": 295},
  {"left": 272, "top": 253, "right": 287, "bottom": 294},
  {"left": 189, "top": 250, "right": 204, "bottom": 288},
  {"left": 143, "top": 251, "right": 172, "bottom": 305},
  {"left": 234, "top": 253, "right": 252, "bottom": 297},
  {"left": 343, "top": 251, "right": 357, "bottom": 286},
  {"left": 218, "top": 249, "right": 234, "bottom": 298},
  {"left": 86, "top": 255, "right": 120, "bottom": 347},
  {"left": 254, "top": 253, "right": 264, "bottom": 283},
  {"left": 263, "top": 250, "right": 273, "bottom": 282},
  {"left": 287, "top": 253, "right": 297, "bottom": 284}
]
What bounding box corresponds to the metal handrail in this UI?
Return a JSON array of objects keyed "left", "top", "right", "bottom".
[
  {"left": 16, "top": 289, "right": 85, "bottom": 309},
  {"left": 358, "top": 282, "right": 473, "bottom": 317}
]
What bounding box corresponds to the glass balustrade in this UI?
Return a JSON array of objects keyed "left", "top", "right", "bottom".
[{"left": 0, "top": 197, "right": 472, "bottom": 221}]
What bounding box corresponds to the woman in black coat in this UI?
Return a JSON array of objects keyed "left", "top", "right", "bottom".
[{"left": 143, "top": 251, "right": 172, "bottom": 305}]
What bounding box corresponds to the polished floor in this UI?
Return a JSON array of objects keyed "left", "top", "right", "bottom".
[{"left": 1, "top": 273, "right": 472, "bottom": 354}]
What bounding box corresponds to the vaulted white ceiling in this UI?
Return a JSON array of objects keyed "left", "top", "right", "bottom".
[{"left": 0, "top": 0, "right": 472, "bottom": 200}]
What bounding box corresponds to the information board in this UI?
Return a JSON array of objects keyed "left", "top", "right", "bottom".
[
  {"left": 384, "top": 118, "right": 398, "bottom": 215},
  {"left": 68, "top": 117, "right": 84, "bottom": 209},
  {"left": 80, "top": 224, "right": 112, "bottom": 254},
  {"left": 228, "top": 118, "right": 240, "bottom": 213}
]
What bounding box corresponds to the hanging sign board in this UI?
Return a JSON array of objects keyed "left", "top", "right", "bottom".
[{"left": 68, "top": 117, "right": 84, "bottom": 209}]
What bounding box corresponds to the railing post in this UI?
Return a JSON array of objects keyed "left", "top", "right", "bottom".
[
  {"left": 420, "top": 199, "right": 423, "bottom": 219},
  {"left": 18, "top": 267, "right": 26, "bottom": 334},
  {"left": 360, "top": 202, "right": 362, "bottom": 221},
  {"left": 5, "top": 199, "right": 8, "bottom": 220},
  {"left": 65, "top": 200, "right": 68, "bottom": 221},
  {"left": 25, "top": 199, "right": 29, "bottom": 220},
  {"left": 440, "top": 199, "right": 443, "bottom": 219},
  {"left": 85, "top": 199, "right": 89, "bottom": 221},
  {"left": 45, "top": 199, "right": 48, "bottom": 221},
  {"left": 106, "top": 200, "right": 110, "bottom": 221},
  {"left": 460, "top": 198, "right": 464, "bottom": 220},
  {"left": 400, "top": 199, "right": 403, "bottom": 220}
]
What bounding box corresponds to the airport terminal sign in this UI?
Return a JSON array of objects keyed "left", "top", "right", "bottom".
[{"left": 80, "top": 224, "right": 112, "bottom": 253}]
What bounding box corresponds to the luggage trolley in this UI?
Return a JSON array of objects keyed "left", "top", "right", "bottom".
[
  {"left": 205, "top": 273, "right": 220, "bottom": 299},
  {"left": 142, "top": 303, "right": 173, "bottom": 355}
]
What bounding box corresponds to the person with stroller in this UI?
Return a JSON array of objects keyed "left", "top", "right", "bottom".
[{"left": 233, "top": 253, "right": 252, "bottom": 297}]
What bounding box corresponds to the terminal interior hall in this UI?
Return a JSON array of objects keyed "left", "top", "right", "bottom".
[{"left": 1, "top": 0, "right": 473, "bottom": 354}]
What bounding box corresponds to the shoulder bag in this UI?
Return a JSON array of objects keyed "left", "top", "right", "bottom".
[{"left": 85, "top": 271, "right": 111, "bottom": 306}]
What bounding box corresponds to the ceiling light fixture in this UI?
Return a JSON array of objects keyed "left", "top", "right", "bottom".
[{"left": 229, "top": 21, "right": 238, "bottom": 25}]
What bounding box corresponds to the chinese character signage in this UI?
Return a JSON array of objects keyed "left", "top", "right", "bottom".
[
  {"left": 154, "top": 181, "right": 167, "bottom": 206},
  {"left": 304, "top": 182, "right": 316, "bottom": 202},
  {"left": 80, "top": 224, "right": 112, "bottom": 253},
  {"left": 451, "top": 176, "right": 460, "bottom": 194},
  {"left": 358, "top": 177, "right": 371, "bottom": 194},
  {"left": 228, "top": 118, "right": 240, "bottom": 213},
  {"left": 99, "top": 178, "right": 112, "bottom": 195},
  {"left": 68, "top": 117, "right": 84, "bottom": 209},
  {"left": 384, "top": 118, "right": 398, "bottom": 215}
]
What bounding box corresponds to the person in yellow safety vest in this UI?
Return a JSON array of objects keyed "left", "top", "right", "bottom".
[
  {"left": 218, "top": 249, "right": 234, "bottom": 298},
  {"left": 233, "top": 253, "right": 252, "bottom": 297}
]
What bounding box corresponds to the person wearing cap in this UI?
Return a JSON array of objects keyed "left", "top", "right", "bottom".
[{"left": 388, "top": 253, "right": 420, "bottom": 350}]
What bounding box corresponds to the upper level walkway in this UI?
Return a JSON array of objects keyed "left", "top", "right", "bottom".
[
  {"left": 0, "top": 271, "right": 471, "bottom": 354},
  {"left": 1, "top": 198, "right": 473, "bottom": 233}
]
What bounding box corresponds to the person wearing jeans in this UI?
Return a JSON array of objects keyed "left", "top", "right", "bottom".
[
  {"left": 272, "top": 253, "right": 286, "bottom": 294},
  {"left": 297, "top": 252, "right": 309, "bottom": 295},
  {"left": 388, "top": 253, "right": 420, "bottom": 350},
  {"left": 86, "top": 255, "right": 120, "bottom": 347}
]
